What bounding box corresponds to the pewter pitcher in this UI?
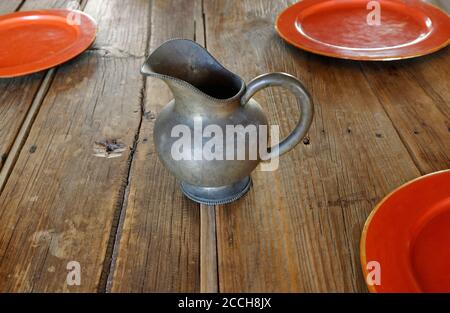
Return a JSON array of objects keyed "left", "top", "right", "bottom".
[{"left": 142, "top": 39, "right": 313, "bottom": 205}]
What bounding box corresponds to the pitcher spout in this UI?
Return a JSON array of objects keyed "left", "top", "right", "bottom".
[{"left": 141, "top": 39, "right": 245, "bottom": 103}]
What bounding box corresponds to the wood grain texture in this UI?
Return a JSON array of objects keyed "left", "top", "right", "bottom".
[
  {"left": 0, "top": 74, "right": 44, "bottom": 171},
  {"left": 109, "top": 0, "right": 203, "bottom": 292},
  {"left": 204, "top": 0, "right": 429, "bottom": 292},
  {"left": 0, "top": 71, "right": 54, "bottom": 193},
  {"left": 361, "top": 0, "right": 450, "bottom": 175},
  {"left": 360, "top": 52, "right": 450, "bottom": 174},
  {"left": 0, "top": 0, "right": 146, "bottom": 292}
]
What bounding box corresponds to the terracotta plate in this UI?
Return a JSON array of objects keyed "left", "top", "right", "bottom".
[
  {"left": 0, "top": 9, "right": 96, "bottom": 78},
  {"left": 361, "top": 170, "right": 450, "bottom": 292},
  {"left": 276, "top": 0, "right": 450, "bottom": 60}
]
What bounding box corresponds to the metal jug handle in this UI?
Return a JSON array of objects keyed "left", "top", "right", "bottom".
[{"left": 240, "top": 72, "right": 314, "bottom": 160}]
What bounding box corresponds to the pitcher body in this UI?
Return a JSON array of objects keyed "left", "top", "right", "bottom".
[{"left": 142, "top": 39, "right": 313, "bottom": 204}]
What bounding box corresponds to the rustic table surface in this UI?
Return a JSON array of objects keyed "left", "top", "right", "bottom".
[{"left": 0, "top": 0, "right": 448, "bottom": 292}]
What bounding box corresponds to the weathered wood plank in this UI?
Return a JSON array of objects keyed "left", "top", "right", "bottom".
[
  {"left": 109, "top": 0, "right": 202, "bottom": 292},
  {"left": 0, "top": 74, "right": 44, "bottom": 172},
  {"left": 0, "top": 71, "right": 54, "bottom": 195},
  {"left": 359, "top": 0, "right": 449, "bottom": 174},
  {"left": 205, "top": 0, "right": 425, "bottom": 292},
  {"left": 0, "top": 0, "right": 148, "bottom": 292},
  {"left": 360, "top": 52, "right": 450, "bottom": 174}
]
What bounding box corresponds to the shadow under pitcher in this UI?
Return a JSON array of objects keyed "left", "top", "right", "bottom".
[{"left": 141, "top": 39, "right": 314, "bottom": 205}]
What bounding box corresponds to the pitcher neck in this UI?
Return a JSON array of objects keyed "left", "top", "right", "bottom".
[
  {"left": 162, "top": 79, "right": 244, "bottom": 115},
  {"left": 141, "top": 39, "right": 246, "bottom": 114}
]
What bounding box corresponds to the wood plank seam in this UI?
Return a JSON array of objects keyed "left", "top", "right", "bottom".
[
  {"left": 0, "top": 71, "right": 53, "bottom": 194},
  {"left": 15, "top": 0, "right": 26, "bottom": 11},
  {"left": 80, "top": 0, "right": 88, "bottom": 9},
  {"left": 102, "top": 79, "right": 147, "bottom": 293},
  {"left": 101, "top": 0, "right": 153, "bottom": 293},
  {"left": 108, "top": 0, "right": 202, "bottom": 292},
  {"left": 201, "top": 0, "right": 207, "bottom": 49},
  {"left": 0, "top": 0, "right": 132, "bottom": 292}
]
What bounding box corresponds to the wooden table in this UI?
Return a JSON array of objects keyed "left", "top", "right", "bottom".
[{"left": 0, "top": 0, "right": 448, "bottom": 292}]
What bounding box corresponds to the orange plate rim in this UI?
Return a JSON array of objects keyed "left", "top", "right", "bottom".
[
  {"left": 275, "top": 0, "right": 450, "bottom": 61},
  {"left": 0, "top": 9, "right": 97, "bottom": 78},
  {"left": 359, "top": 169, "right": 450, "bottom": 293}
]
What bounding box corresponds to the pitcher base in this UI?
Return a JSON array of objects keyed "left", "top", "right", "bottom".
[{"left": 180, "top": 177, "right": 252, "bottom": 205}]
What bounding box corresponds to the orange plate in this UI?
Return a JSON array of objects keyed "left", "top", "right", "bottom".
[
  {"left": 276, "top": 0, "right": 450, "bottom": 60},
  {"left": 0, "top": 9, "right": 96, "bottom": 78},
  {"left": 361, "top": 170, "right": 450, "bottom": 292}
]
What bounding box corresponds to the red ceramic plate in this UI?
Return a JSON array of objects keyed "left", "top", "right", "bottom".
[
  {"left": 0, "top": 9, "right": 96, "bottom": 78},
  {"left": 276, "top": 0, "right": 450, "bottom": 60},
  {"left": 361, "top": 170, "right": 450, "bottom": 292}
]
